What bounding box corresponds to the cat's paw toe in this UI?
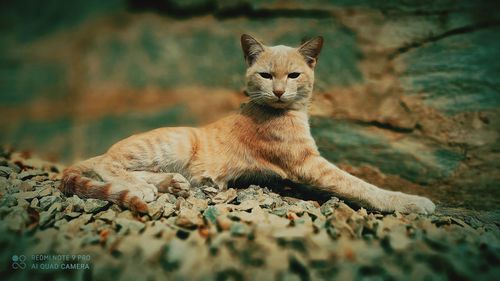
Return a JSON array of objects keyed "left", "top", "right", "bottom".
[
  {"left": 158, "top": 173, "right": 191, "bottom": 197},
  {"left": 395, "top": 195, "right": 435, "bottom": 214},
  {"left": 141, "top": 185, "right": 157, "bottom": 203},
  {"left": 126, "top": 191, "right": 149, "bottom": 213}
]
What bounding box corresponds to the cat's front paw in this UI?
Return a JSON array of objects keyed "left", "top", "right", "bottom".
[
  {"left": 389, "top": 193, "right": 435, "bottom": 214},
  {"left": 158, "top": 173, "right": 191, "bottom": 198}
]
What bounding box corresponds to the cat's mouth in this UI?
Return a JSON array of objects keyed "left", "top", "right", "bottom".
[{"left": 270, "top": 99, "right": 291, "bottom": 108}]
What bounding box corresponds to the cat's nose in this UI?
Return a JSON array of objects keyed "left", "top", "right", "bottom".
[{"left": 273, "top": 90, "right": 284, "bottom": 98}]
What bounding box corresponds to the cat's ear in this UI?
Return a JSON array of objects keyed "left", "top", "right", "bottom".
[
  {"left": 298, "top": 36, "right": 324, "bottom": 68},
  {"left": 241, "top": 34, "right": 265, "bottom": 66}
]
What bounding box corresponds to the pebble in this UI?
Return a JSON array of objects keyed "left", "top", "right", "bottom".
[
  {"left": 229, "top": 222, "right": 249, "bottom": 236},
  {"left": 65, "top": 213, "right": 93, "bottom": 233},
  {"left": 0, "top": 194, "right": 17, "bottom": 208},
  {"left": 14, "top": 191, "right": 39, "bottom": 200},
  {"left": 0, "top": 166, "right": 14, "bottom": 177},
  {"left": 54, "top": 218, "right": 68, "bottom": 229},
  {"left": 95, "top": 209, "right": 116, "bottom": 222},
  {"left": 163, "top": 203, "right": 176, "bottom": 217},
  {"left": 18, "top": 170, "right": 48, "bottom": 180},
  {"left": 19, "top": 181, "right": 35, "bottom": 192},
  {"left": 4, "top": 206, "right": 29, "bottom": 231},
  {"left": 236, "top": 186, "right": 261, "bottom": 203},
  {"left": 65, "top": 212, "right": 82, "bottom": 219},
  {"left": 216, "top": 215, "right": 233, "bottom": 231},
  {"left": 203, "top": 186, "right": 219, "bottom": 194},
  {"left": 176, "top": 208, "right": 204, "bottom": 228},
  {"left": 211, "top": 188, "right": 237, "bottom": 204},
  {"left": 39, "top": 195, "right": 60, "bottom": 210},
  {"left": 37, "top": 187, "right": 52, "bottom": 197},
  {"left": 0, "top": 177, "right": 9, "bottom": 192},
  {"left": 66, "top": 195, "right": 85, "bottom": 211},
  {"left": 39, "top": 203, "right": 61, "bottom": 228},
  {"left": 116, "top": 218, "right": 145, "bottom": 233},
  {"left": 30, "top": 197, "right": 39, "bottom": 209},
  {"left": 84, "top": 198, "right": 109, "bottom": 213},
  {"left": 187, "top": 197, "right": 209, "bottom": 211},
  {"left": 191, "top": 187, "right": 207, "bottom": 199},
  {"left": 203, "top": 206, "right": 221, "bottom": 224}
]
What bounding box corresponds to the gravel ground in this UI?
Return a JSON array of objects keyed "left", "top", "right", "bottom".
[{"left": 0, "top": 151, "right": 499, "bottom": 281}]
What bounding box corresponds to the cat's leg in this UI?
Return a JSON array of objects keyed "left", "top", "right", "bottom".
[
  {"left": 93, "top": 163, "right": 158, "bottom": 203},
  {"left": 61, "top": 156, "right": 153, "bottom": 213},
  {"left": 292, "top": 157, "right": 435, "bottom": 214},
  {"left": 130, "top": 171, "right": 191, "bottom": 198}
]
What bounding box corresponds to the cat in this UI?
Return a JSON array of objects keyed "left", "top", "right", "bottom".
[{"left": 60, "top": 34, "right": 435, "bottom": 214}]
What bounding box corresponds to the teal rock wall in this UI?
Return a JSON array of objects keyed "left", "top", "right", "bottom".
[{"left": 0, "top": 0, "right": 499, "bottom": 190}]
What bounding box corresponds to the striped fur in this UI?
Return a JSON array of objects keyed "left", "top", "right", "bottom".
[{"left": 59, "top": 35, "right": 435, "bottom": 214}]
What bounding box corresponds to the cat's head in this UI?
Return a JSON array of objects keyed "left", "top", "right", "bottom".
[{"left": 240, "top": 34, "right": 323, "bottom": 110}]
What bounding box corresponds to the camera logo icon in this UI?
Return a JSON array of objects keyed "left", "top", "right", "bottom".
[{"left": 11, "top": 255, "right": 27, "bottom": 269}]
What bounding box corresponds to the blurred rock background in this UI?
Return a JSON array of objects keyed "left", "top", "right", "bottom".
[{"left": 1, "top": 0, "right": 499, "bottom": 209}]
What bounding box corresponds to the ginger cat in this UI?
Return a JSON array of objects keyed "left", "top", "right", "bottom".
[{"left": 60, "top": 34, "right": 435, "bottom": 214}]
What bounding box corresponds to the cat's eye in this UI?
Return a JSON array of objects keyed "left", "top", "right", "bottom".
[
  {"left": 288, "top": 72, "right": 300, "bottom": 79},
  {"left": 259, "top": 72, "right": 272, "bottom": 79}
]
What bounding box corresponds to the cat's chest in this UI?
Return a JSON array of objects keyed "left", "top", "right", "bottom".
[{"left": 255, "top": 123, "right": 313, "bottom": 147}]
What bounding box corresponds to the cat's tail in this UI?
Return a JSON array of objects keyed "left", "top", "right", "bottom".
[{"left": 59, "top": 157, "right": 148, "bottom": 214}]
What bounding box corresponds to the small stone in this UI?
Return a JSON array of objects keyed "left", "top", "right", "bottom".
[
  {"left": 236, "top": 186, "right": 261, "bottom": 203},
  {"left": 388, "top": 231, "right": 412, "bottom": 251},
  {"left": 16, "top": 197, "right": 30, "bottom": 208},
  {"left": 14, "top": 191, "right": 39, "bottom": 200},
  {"left": 268, "top": 213, "right": 290, "bottom": 228},
  {"left": 203, "top": 206, "right": 221, "bottom": 224},
  {"left": 230, "top": 222, "right": 249, "bottom": 236},
  {"left": 54, "top": 212, "right": 65, "bottom": 221},
  {"left": 8, "top": 163, "right": 21, "bottom": 173},
  {"left": 287, "top": 205, "right": 305, "bottom": 216},
  {"left": 67, "top": 195, "right": 85, "bottom": 212},
  {"left": 66, "top": 214, "right": 92, "bottom": 233},
  {"left": 203, "top": 186, "right": 219, "bottom": 194},
  {"left": 191, "top": 187, "right": 207, "bottom": 199},
  {"left": 84, "top": 199, "right": 109, "bottom": 213},
  {"left": 0, "top": 194, "right": 17, "bottom": 207},
  {"left": 187, "top": 197, "right": 209, "bottom": 211},
  {"left": 272, "top": 207, "right": 288, "bottom": 217},
  {"left": 81, "top": 234, "right": 100, "bottom": 245},
  {"left": 8, "top": 178, "right": 21, "bottom": 191},
  {"left": 18, "top": 170, "right": 48, "bottom": 180},
  {"left": 19, "top": 181, "right": 34, "bottom": 192},
  {"left": 39, "top": 203, "right": 61, "bottom": 228},
  {"left": 176, "top": 208, "right": 204, "bottom": 228},
  {"left": 0, "top": 166, "right": 14, "bottom": 177},
  {"left": 39, "top": 196, "right": 60, "bottom": 210},
  {"left": 116, "top": 218, "right": 145, "bottom": 233},
  {"left": 216, "top": 215, "right": 233, "bottom": 231},
  {"left": 65, "top": 212, "right": 82, "bottom": 219},
  {"left": 0, "top": 177, "right": 9, "bottom": 193},
  {"left": 37, "top": 187, "right": 52, "bottom": 197},
  {"left": 321, "top": 197, "right": 341, "bottom": 216},
  {"left": 4, "top": 206, "right": 29, "bottom": 231},
  {"left": 30, "top": 198, "right": 39, "bottom": 209},
  {"left": 212, "top": 188, "right": 237, "bottom": 204},
  {"left": 320, "top": 205, "right": 334, "bottom": 217},
  {"left": 259, "top": 196, "right": 275, "bottom": 209},
  {"left": 54, "top": 219, "right": 68, "bottom": 229},
  {"left": 234, "top": 200, "right": 260, "bottom": 211},
  {"left": 163, "top": 203, "right": 176, "bottom": 217},
  {"left": 147, "top": 203, "right": 163, "bottom": 219}
]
